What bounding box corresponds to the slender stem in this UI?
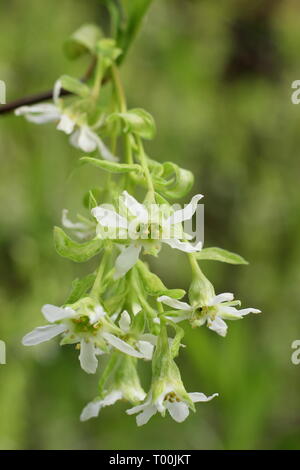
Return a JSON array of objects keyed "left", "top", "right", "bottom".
[
  {"left": 157, "top": 300, "right": 164, "bottom": 314},
  {"left": 111, "top": 65, "right": 127, "bottom": 113},
  {"left": 91, "top": 245, "right": 112, "bottom": 298},
  {"left": 136, "top": 136, "right": 155, "bottom": 198},
  {"left": 124, "top": 134, "right": 133, "bottom": 164},
  {"left": 92, "top": 58, "right": 104, "bottom": 100}
]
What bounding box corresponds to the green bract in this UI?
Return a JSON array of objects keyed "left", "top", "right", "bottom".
[
  {"left": 108, "top": 108, "right": 156, "bottom": 140},
  {"left": 136, "top": 261, "right": 185, "bottom": 299},
  {"left": 53, "top": 227, "right": 103, "bottom": 262},
  {"left": 64, "top": 23, "right": 103, "bottom": 59},
  {"left": 58, "top": 75, "right": 91, "bottom": 98}
]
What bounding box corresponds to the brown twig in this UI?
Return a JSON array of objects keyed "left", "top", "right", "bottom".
[{"left": 0, "top": 57, "right": 97, "bottom": 115}]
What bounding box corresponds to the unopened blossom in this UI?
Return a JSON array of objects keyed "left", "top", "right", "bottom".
[
  {"left": 92, "top": 191, "right": 203, "bottom": 278},
  {"left": 158, "top": 293, "right": 261, "bottom": 337},
  {"left": 22, "top": 303, "right": 153, "bottom": 374},
  {"left": 15, "top": 81, "right": 117, "bottom": 161},
  {"left": 115, "top": 310, "right": 156, "bottom": 360}
]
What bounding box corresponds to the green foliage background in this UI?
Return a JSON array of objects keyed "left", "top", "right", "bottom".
[{"left": 0, "top": 0, "right": 299, "bottom": 449}]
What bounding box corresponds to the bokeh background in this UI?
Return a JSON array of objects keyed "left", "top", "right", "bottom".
[{"left": 0, "top": 0, "right": 300, "bottom": 450}]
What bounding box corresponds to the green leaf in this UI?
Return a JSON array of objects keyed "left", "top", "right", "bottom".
[
  {"left": 80, "top": 156, "right": 141, "bottom": 174},
  {"left": 64, "top": 24, "right": 103, "bottom": 59},
  {"left": 53, "top": 227, "right": 103, "bottom": 262},
  {"left": 153, "top": 162, "right": 194, "bottom": 199},
  {"left": 159, "top": 289, "right": 186, "bottom": 300},
  {"left": 58, "top": 75, "right": 90, "bottom": 98},
  {"left": 65, "top": 273, "right": 96, "bottom": 304},
  {"left": 115, "top": 0, "right": 154, "bottom": 64},
  {"left": 108, "top": 108, "right": 156, "bottom": 140},
  {"left": 136, "top": 261, "right": 185, "bottom": 298},
  {"left": 194, "top": 247, "right": 248, "bottom": 265}
]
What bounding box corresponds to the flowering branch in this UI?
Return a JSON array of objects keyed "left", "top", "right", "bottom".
[
  {"left": 6, "top": 1, "right": 261, "bottom": 427},
  {"left": 0, "top": 58, "right": 97, "bottom": 115}
]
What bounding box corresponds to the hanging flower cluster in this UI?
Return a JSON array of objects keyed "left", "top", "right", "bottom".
[{"left": 18, "top": 20, "right": 260, "bottom": 426}]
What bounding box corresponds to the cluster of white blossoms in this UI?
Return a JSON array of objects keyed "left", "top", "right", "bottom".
[{"left": 18, "top": 29, "right": 261, "bottom": 426}]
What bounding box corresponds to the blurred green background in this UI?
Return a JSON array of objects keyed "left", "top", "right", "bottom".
[{"left": 0, "top": 0, "right": 300, "bottom": 450}]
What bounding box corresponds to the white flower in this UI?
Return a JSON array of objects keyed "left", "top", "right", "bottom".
[
  {"left": 81, "top": 387, "right": 147, "bottom": 422},
  {"left": 126, "top": 386, "right": 218, "bottom": 426},
  {"left": 15, "top": 81, "right": 117, "bottom": 161},
  {"left": 158, "top": 293, "right": 261, "bottom": 337},
  {"left": 22, "top": 304, "right": 153, "bottom": 373},
  {"left": 92, "top": 191, "right": 203, "bottom": 279},
  {"left": 80, "top": 353, "right": 147, "bottom": 422}
]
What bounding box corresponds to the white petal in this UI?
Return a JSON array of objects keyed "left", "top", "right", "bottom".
[
  {"left": 69, "top": 128, "right": 81, "bottom": 148},
  {"left": 15, "top": 104, "right": 60, "bottom": 123},
  {"left": 126, "top": 402, "right": 148, "bottom": 415},
  {"left": 57, "top": 114, "right": 75, "bottom": 135},
  {"left": 136, "top": 405, "right": 157, "bottom": 426},
  {"left": 119, "top": 310, "right": 131, "bottom": 332},
  {"left": 132, "top": 302, "right": 142, "bottom": 315},
  {"left": 89, "top": 305, "right": 106, "bottom": 324},
  {"left": 121, "top": 191, "right": 148, "bottom": 223},
  {"left": 209, "top": 293, "right": 234, "bottom": 305},
  {"left": 219, "top": 306, "right": 261, "bottom": 320},
  {"left": 94, "top": 135, "right": 119, "bottom": 161},
  {"left": 22, "top": 324, "right": 66, "bottom": 346},
  {"left": 79, "top": 340, "right": 98, "bottom": 374},
  {"left": 103, "top": 333, "right": 144, "bottom": 358},
  {"left": 166, "top": 313, "right": 189, "bottom": 323},
  {"left": 53, "top": 79, "right": 62, "bottom": 103},
  {"left": 157, "top": 295, "right": 192, "bottom": 311},
  {"left": 114, "top": 244, "right": 141, "bottom": 279},
  {"left": 166, "top": 194, "right": 203, "bottom": 225},
  {"left": 102, "top": 390, "right": 123, "bottom": 406},
  {"left": 136, "top": 340, "right": 154, "bottom": 360},
  {"left": 91, "top": 206, "right": 128, "bottom": 229},
  {"left": 139, "top": 334, "right": 158, "bottom": 346},
  {"left": 238, "top": 308, "right": 261, "bottom": 316},
  {"left": 166, "top": 401, "right": 190, "bottom": 423},
  {"left": 80, "top": 126, "right": 98, "bottom": 151},
  {"left": 208, "top": 316, "right": 228, "bottom": 337},
  {"left": 41, "top": 304, "right": 74, "bottom": 322},
  {"left": 80, "top": 399, "right": 103, "bottom": 421},
  {"left": 189, "top": 392, "right": 219, "bottom": 403},
  {"left": 62, "top": 209, "right": 87, "bottom": 230},
  {"left": 163, "top": 238, "right": 202, "bottom": 253}
]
